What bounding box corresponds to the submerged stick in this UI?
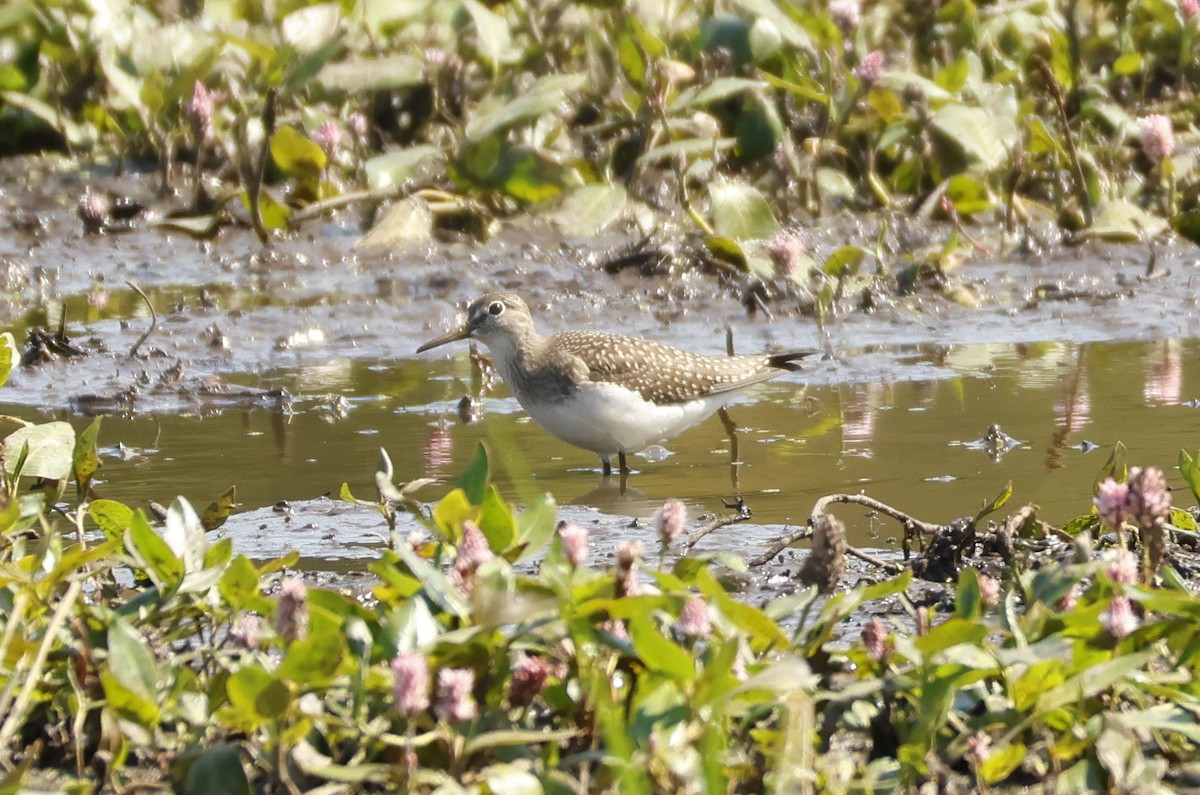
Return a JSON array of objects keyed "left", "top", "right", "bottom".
[
  {"left": 682, "top": 499, "right": 752, "bottom": 552},
  {"left": 126, "top": 280, "right": 157, "bottom": 358}
]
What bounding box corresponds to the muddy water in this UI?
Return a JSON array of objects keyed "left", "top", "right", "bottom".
[{"left": 7, "top": 337, "right": 1195, "bottom": 567}]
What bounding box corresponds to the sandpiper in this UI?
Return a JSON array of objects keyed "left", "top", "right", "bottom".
[{"left": 417, "top": 292, "right": 812, "bottom": 475}]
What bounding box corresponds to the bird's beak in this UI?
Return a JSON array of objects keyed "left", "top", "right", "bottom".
[{"left": 416, "top": 324, "right": 472, "bottom": 353}]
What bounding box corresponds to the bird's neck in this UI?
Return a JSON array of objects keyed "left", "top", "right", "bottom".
[{"left": 489, "top": 327, "right": 549, "bottom": 393}]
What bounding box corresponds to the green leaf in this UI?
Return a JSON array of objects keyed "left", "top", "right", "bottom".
[
  {"left": 1172, "top": 210, "right": 1200, "bottom": 246},
  {"left": 696, "top": 14, "right": 753, "bottom": 67},
  {"left": 975, "top": 481, "right": 1013, "bottom": 522},
  {"left": 478, "top": 485, "right": 516, "bottom": 551},
  {"left": 816, "top": 168, "right": 856, "bottom": 203},
  {"left": 955, "top": 569, "right": 982, "bottom": 619},
  {"left": 202, "top": 486, "right": 237, "bottom": 532},
  {"left": 704, "top": 236, "right": 748, "bottom": 269},
  {"left": 128, "top": 511, "right": 183, "bottom": 585},
  {"left": 219, "top": 555, "right": 260, "bottom": 610},
  {"left": 176, "top": 745, "right": 252, "bottom": 795},
  {"left": 823, "top": 245, "right": 867, "bottom": 278},
  {"left": 463, "top": 0, "right": 513, "bottom": 72},
  {"left": 1087, "top": 200, "right": 1168, "bottom": 242},
  {"left": 913, "top": 618, "right": 988, "bottom": 656},
  {"left": 163, "top": 497, "right": 207, "bottom": 576},
  {"left": 458, "top": 442, "right": 490, "bottom": 505},
  {"left": 319, "top": 54, "right": 424, "bottom": 93},
  {"left": 978, "top": 742, "right": 1026, "bottom": 784},
  {"left": 1012, "top": 659, "right": 1065, "bottom": 712},
  {"left": 278, "top": 632, "right": 345, "bottom": 687},
  {"left": 709, "top": 179, "right": 780, "bottom": 240},
  {"left": 1112, "top": 52, "right": 1142, "bottom": 76},
  {"left": 432, "top": 488, "right": 477, "bottom": 543},
  {"left": 935, "top": 56, "right": 970, "bottom": 93},
  {"left": 363, "top": 146, "right": 443, "bottom": 190},
  {"left": 489, "top": 145, "right": 582, "bottom": 203},
  {"left": 1169, "top": 507, "right": 1197, "bottom": 532},
  {"left": 100, "top": 668, "right": 160, "bottom": 729},
  {"left": 547, "top": 184, "right": 630, "bottom": 237},
  {"left": 628, "top": 613, "right": 695, "bottom": 681},
  {"left": 72, "top": 417, "right": 102, "bottom": 496},
  {"left": 107, "top": 617, "right": 160, "bottom": 704},
  {"left": 270, "top": 126, "right": 327, "bottom": 179},
  {"left": 514, "top": 493, "right": 558, "bottom": 562},
  {"left": 465, "top": 74, "right": 587, "bottom": 142},
  {"left": 929, "top": 103, "right": 1009, "bottom": 171},
  {"left": 3, "top": 421, "right": 76, "bottom": 480},
  {"left": 394, "top": 538, "right": 471, "bottom": 619},
  {"left": 89, "top": 499, "right": 134, "bottom": 539},
  {"left": 354, "top": 196, "right": 434, "bottom": 250},
  {"left": 227, "top": 664, "right": 291, "bottom": 723},
  {"left": 1060, "top": 514, "right": 1099, "bottom": 537},
  {"left": 0, "top": 331, "right": 18, "bottom": 388}
]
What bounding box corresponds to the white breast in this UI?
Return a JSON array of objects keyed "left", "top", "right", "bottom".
[{"left": 517, "top": 381, "right": 730, "bottom": 457}]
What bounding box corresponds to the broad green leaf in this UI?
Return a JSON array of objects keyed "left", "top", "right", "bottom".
[
  {"left": 628, "top": 613, "right": 695, "bottom": 681},
  {"left": 319, "top": 55, "right": 424, "bottom": 92},
  {"left": 354, "top": 196, "right": 434, "bottom": 250},
  {"left": 709, "top": 179, "right": 780, "bottom": 240},
  {"left": 270, "top": 126, "right": 327, "bottom": 179},
  {"left": 278, "top": 632, "right": 345, "bottom": 686},
  {"left": 163, "top": 497, "right": 207, "bottom": 575},
  {"left": 463, "top": 0, "right": 513, "bottom": 72},
  {"left": 955, "top": 569, "right": 983, "bottom": 619},
  {"left": 227, "top": 664, "right": 291, "bottom": 723},
  {"left": 202, "top": 486, "right": 237, "bottom": 532},
  {"left": 823, "top": 245, "right": 867, "bottom": 278},
  {"left": 935, "top": 56, "right": 970, "bottom": 93},
  {"left": 281, "top": 3, "right": 341, "bottom": 52},
  {"left": 704, "top": 236, "right": 748, "bottom": 269},
  {"left": 731, "top": 0, "right": 814, "bottom": 53},
  {"left": 1086, "top": 200, "right": 1168, "bottom": 242},
  {"left": 478, "top": 485, "right": 516, "bottom": 551},
  {"left": 816, "top": 167, "right": 856, "bottom": 203},
  {"left": 107, "top": 617, "right": 159, "bottom": 702},
  {"left": 394, "top": 538, "right": 471, "bottom": 619},
  {"left": 548, "top": 184, "right": 630, "bottom": 237},
  {"left": 73, "top": 417, "right": 102, "bottom": 496},
  {"left": 1172, "top": 210, "right": 1200, "bottom": 246},
  {"left": 490, "top": 146, "right": 582, "bottom": 203},
  {"left": 514, "top": 492, "right": 558, "bottom": 562},
  {"left": 0, "top": 331, "right": 18, "bottom": 388},
  {"left": 432, "top": 488, "right": 477, "bottom": 543},
  {"left": 1169, "top": 507, "right": 1198, "bottom": 532},
  {"left": 219, "top": 555, "right": 260, "bottom": 610},
  {"left": 913, "top": 618, "right": 988, "bottom": 656},
  {"left": 290, "top": 741, "right": 391, "bottom": 784},
  {"left": 458, "top": 442, "right": 490, "bottom": 505},
  {"left": 930, "top": 103, "right": 1009, "bottom": 171},
  {"left": 363, "top": 146, "right": 442, "bottom": 190},
  {"left": 100, "top": 669, "right": 160, "bottom": 729},
  {"left": 1011, "top": 659, "right": 1065, "bottom": 711},
  {"left": 1112, "top": 53, "right": 1142, "bottom": 76},
  {"left": 90, "top": 499, "right": 134, "bottom": 539},
  {"left": 127, "top": 510, "right": 183, "bottom": 585},
  {"left": 176, "top": 745, "right": 252, "bottom": 795},
  {"left": 978, "top": 742, "right": 1026, "bottom": 784},
  {"left": 696, "top": 14, "right": 753, "bottom": 66},
  {"left": 3, "top": 421, "right": 75, "bottom": 480},
  {"left": 734, "top": 90, "right": 783, "bottom": 162},
  {"left": 465, "top": 74, "right": 586, "bottom": 142}
]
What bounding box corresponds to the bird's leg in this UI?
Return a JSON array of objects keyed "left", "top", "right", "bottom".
[
  {"left": 619, "top": 452, "right": 630, "bottom": 474},
  {"left": 719, "top": 407, "right": 741, "bottom": 490},
  {"left": 601, "top": 457, "right": 613, "bottom": 477}
]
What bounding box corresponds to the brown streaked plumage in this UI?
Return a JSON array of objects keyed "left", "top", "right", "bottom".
[{"left": 418, "top": 292, "right": 812, "bottom": 474}]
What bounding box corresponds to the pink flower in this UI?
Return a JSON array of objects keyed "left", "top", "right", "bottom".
[
  {"left": 1095, "top": 478, "right": 1134, "bottom": 530},
  {"left": 458, "top": 522, "right": 494, "bottom": 568},
  {"left": 677, "top": 598, "right": 711, "bottom": 638},
  {"left": 966, "top": 731, "right": 992, "bottom": 766},
  {"left": 862, "top": 617, "right": 889, "bottom": 661},
  {"left": 1102, "top": 595, "right": 1138, "bottom": 639},
  {"left": 767, "top": 233, "right": 807, "bottom": 278},
  {"left": 829, "top": 0, "right": 861, "bottom": 28},
  {"left": 1104, "top": 548, "right": 1139, "bottom": 585},
  {"left": 187, "top": 80, "right": 215, "bottom": 144},
  {"left": 1137, "top": 114, "right": 1175, "bottom": 162},
  {"left": 313, "top": 120, "right": 343, "bottom": 158},
  {"left": 392, "top": 651, "right": 430, "bottom": 715},
  {"left": 616, "top": 540, "right": 644, "bottom": 597},
  {"left": 435, "top": 668, "right": 478, "bottom": 723},
  {"left": 558, "top": 521, "right": 589, "bottom": 567},
  {"left": 854, "top": 50, "right": 886, "bottom": 88},
  {"left": 1182, "top": 0, "right": 1199, "bottom": 21},
  {"left": 656, "top": 499, "right": 688, "bottom": 544},
  {"left": 1128, "top": 466, "right": 1171, "bottom": 531},
  {"left": 978, "top": 573, "right": 1000, "bottom": 608},
  {"left": 230, "top": 614, "right": 261, "bottom": 650},
  {"left": 508, "top": 654, "right": 552, "bottom": 707},
  {"left": 78, "top": 192, "right": 111, "bottom": 234},
  {"left": 275, "top": 577, "right": 309, "bottom": 644},
  {"left": 347, "top": 111, "right": 369, "bottom": 138},
  {"left": 1057, "top": 583, "right": 1082, "bottom": 611}
]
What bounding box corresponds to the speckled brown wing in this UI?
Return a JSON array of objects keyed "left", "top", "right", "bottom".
[{"left": 548, "top": 330, "right": 808, "bottom": 405}]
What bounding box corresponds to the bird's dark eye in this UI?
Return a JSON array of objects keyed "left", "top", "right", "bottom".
[{"left": 488, "top": 301, "right": 505, "bottom": 316}]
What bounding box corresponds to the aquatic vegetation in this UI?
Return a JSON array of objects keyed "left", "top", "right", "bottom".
[{"left": 0, "top": 0, "right": 1196, "bottom": 262}]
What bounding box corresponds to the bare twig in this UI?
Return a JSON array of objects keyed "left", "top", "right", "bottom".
[
  {"left": 682, "top": 499, "right": 752, "bottom": 552},
  {"left": 1033, "top": 56, "right": 1092, "bottom": 226},
  {"left": 126, "top": 280, "right": 157, "bottom": 358}
]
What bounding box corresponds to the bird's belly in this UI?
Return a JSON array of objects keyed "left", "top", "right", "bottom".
[{"left": 520, "top": 382, "right": 727, "bottom": 456}]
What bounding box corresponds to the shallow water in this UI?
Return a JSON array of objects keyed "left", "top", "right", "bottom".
[{"left": 10, "top": 337, "right": 1196, "bottom": 565}]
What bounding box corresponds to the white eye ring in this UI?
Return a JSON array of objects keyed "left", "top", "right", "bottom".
[{"left": 488, "top": 301, "right": 505, "bottom": 316}]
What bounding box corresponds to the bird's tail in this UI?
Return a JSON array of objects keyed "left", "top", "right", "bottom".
[{"left": 767, "top": 350, "right": 818, "bottom": 372}]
